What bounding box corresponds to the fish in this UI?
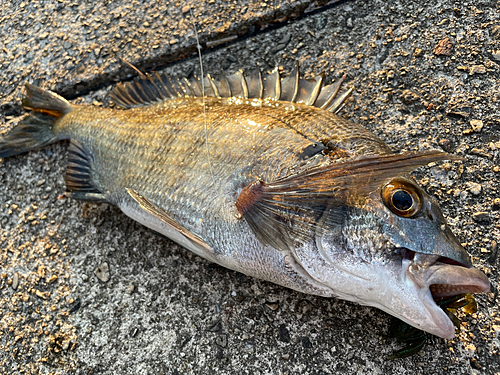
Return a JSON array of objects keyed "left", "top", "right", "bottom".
[{"left": 0, "top": 66, "right": 490, "bottom": 340}]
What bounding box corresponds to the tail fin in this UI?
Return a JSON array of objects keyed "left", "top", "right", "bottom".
[{"left": 0, "top": 83, "right": 71, "bottom": 158}]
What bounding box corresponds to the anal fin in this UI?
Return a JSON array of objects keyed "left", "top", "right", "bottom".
[
  {"left": 126, "top": 188, "right": 213, "bottom": 253},
  {"left": 65, "top": 140, "right": 108, "bottom": 202}
]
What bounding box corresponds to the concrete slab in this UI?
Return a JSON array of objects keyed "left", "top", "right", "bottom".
[
  {"left": 0, "top": 0, "right": 320, "bottom": 106},
  {"left": 1, "top": 0, "right": 499, "bottom": 374}
]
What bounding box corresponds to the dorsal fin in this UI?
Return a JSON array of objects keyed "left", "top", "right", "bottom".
[{"left": 110, "top": 66, "right": 353, "bottom": 112}]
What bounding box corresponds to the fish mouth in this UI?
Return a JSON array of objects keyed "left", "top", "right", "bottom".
[{"left": 401, "top": 249, "right": 490, "bottom": 339}]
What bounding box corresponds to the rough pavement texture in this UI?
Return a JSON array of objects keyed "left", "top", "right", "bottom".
[
  {"left": 0, "top": 0, "right": 318, "bottom": 107},
  {"left": 1, "top": 0, "right": 500, "bottom": 374}
]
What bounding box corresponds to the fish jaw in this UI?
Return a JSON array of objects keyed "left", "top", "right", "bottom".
[
  {"left": 303, "top": 230, "right": 490, "bottom": 339},
  {"left": 345, "top": 187, "right": 490, "bottom": 338},
  {"left": 404, "top": 253, "right": 490, "bottom": 339}
]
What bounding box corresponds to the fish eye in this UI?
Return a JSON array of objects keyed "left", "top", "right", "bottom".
[
  {"left": 381, "top": 179, "right": 422, "bottom": 218},
  {"left": 392, "top": 190, "right": 412, "bottom": 211}
]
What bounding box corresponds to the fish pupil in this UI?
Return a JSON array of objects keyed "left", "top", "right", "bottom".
[{"left": 392, "top": 190, "right": 413, "bottom": 211}]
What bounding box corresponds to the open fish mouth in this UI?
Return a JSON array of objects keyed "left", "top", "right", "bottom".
[
  {"left": 428, "top": 257, "right": 489, "bottom": 298},
  {"left": 402, "top": 249, "right": 490, "bottom": 339}
]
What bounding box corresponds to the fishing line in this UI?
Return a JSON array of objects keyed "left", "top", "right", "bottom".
[{"left": 190, "top": 8, "right": 214, "bottom": 180}]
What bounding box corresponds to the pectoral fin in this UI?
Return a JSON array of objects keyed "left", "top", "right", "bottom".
[
  {"left": 126, "top": 188, "right": 212, "bottom": 253},
  {"left": 236, "top": 151, "right": 458, "bottom": 251},
  {"left": 65, "top": 140, "right": 108, "bottom": 202}
]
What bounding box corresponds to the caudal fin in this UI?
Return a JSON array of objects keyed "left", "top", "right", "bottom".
[{"left": 0, "top": 83, "right": 71, "bottom": 158}]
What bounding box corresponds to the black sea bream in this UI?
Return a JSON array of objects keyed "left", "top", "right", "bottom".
[{"left": 0, "top": 68, "right": 489, "bottom": 339}]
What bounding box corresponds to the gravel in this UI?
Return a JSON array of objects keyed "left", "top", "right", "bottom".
[{"left": 1, "top": 0, "right": 499, "bottom": 374}]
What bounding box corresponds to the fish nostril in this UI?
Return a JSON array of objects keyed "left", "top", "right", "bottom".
[
  {"left": 395, "top": 248, "right": 415, "bottom": 260},
  {"left": 427, "top": 212, "right": 434, "bottom": 221},
  {"left": 404, "top": 249, "right": 416, "bottom": 261}
]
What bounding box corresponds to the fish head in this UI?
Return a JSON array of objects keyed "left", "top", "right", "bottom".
[{"left": 299, "top": 177, "right": 490, "bottom": 339}]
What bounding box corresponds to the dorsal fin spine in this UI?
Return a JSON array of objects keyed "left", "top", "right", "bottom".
[
  {"left": 328, "top": 86, "right": 354, "bottom": 113},
  {"left": 272, "top": 68, "right": 281, "bottom": 100},
  {"left": 159, "top": 75, "right": 176, "bottom": 98},
  {"left": 181, "top": 77, "right": 196, "bottom": 96},
  {"left": 166, "top": 76, "right": 181, "bottom": 97},
  {"left": 306, "top": 73, "right": 324, "bottom": 106},
  {"left": 238, "top": 70, "right": 249, "bottom": 99},
  {"left": 189, "top": 76, "right": 203, "bottom": 97},
  {"left": 319, "top": 74, "right": 346, "bottom": 110},
  {"left": 207, "top": 74, "right": 220, "bottom": 98},
  {"left": 132, "top": 81, "right": 150, "bottom": 103},
  {"left": 112, "top": 86, "right": 132, "bottom": 107},
  {"left": 139, "top": 79, "right": 157, "bottom": 102},
  {"left": 124, "top": 84, "right": 141, "bottom": 104},
  {"left": 177, "top": 78, "right": 190, "bottom": 97},
  {"left": 257, "top": 69, "right": 264, "bottom": 99},
  {"left": 110, "top": 67, "right": 353, "bottom": 112},
  {"left": 149, "top": 72, "right": 168, "bottom": 100},
  {"left": 216, "top": 73, "right": 232, "bottom": 97},
  {"left": 290, "top": 65, "right": 300, "bottom": 103}
]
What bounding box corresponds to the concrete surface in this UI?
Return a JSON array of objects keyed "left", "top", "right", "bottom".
[
  {"left": 1, "top": 0, "right": 499, "bottom": 374},
  {"left": 0, "top": 0, "right": 320, "bottom": 107}
]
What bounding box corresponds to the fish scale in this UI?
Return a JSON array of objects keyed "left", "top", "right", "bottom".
[
  {"left": 60, "top": 97, "right": 374, "bottom": 218},
  {"left": 0, "top": 68, "right": 490, "bottom": 341}
]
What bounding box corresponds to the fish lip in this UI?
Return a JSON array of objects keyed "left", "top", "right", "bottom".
[
  {"left": 420, "top": 287, "right": 455, "bottom": 339},
  {"left": 403, "top": 249, "right": 490, "bottom": 339}
]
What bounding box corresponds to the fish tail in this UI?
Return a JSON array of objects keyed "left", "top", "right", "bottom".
[{"left": 0, "top": 83, "right": 71, "bottom": 158}]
